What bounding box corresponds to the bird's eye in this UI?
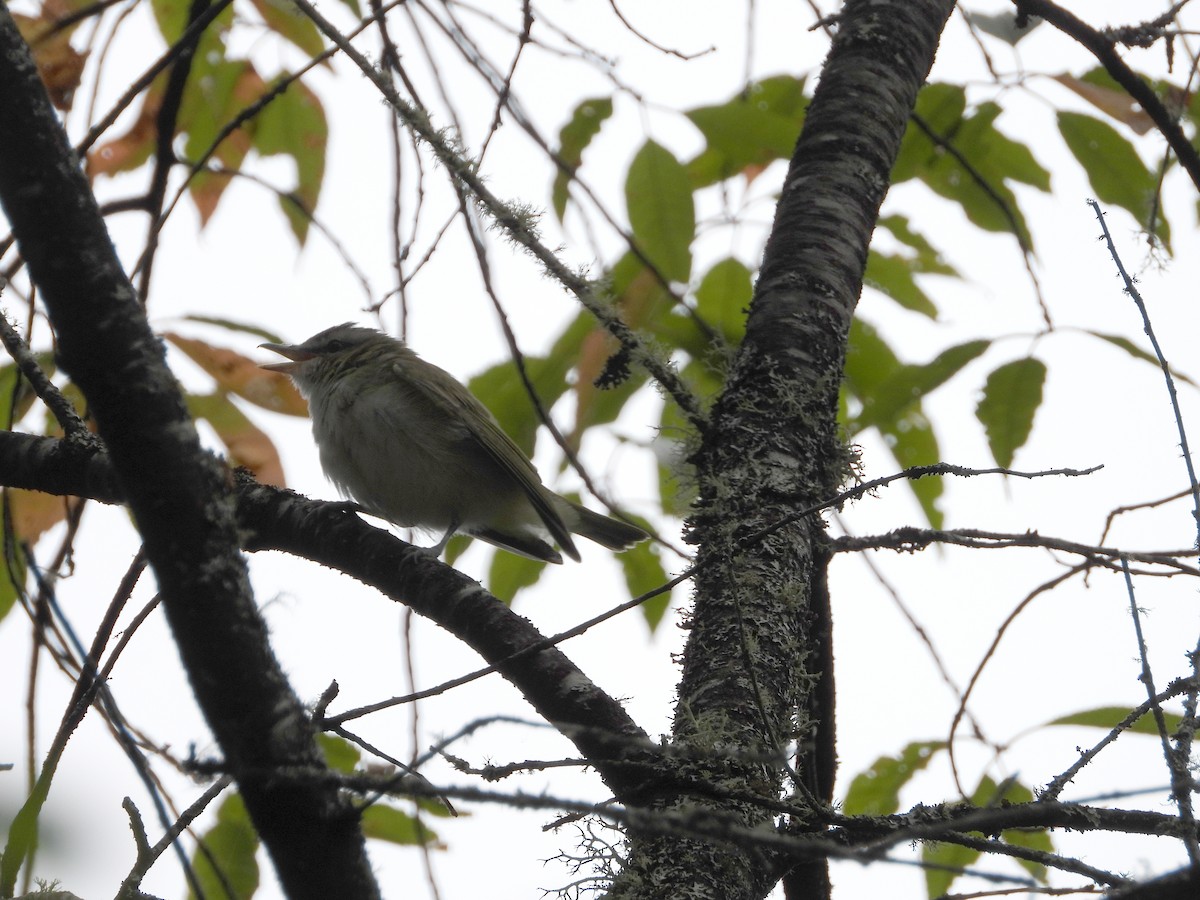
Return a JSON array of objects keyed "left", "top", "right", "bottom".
[{"left": 324, "top": 340, "right": 347, "bottom": 352}]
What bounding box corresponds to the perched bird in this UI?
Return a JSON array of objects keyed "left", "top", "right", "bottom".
[{"left": 260, "top": 323, "right": 648, "bottom": 564}]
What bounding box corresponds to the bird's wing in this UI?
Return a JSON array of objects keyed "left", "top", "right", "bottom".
[
  {"left": 470, "top": 526, "right": 563, "bottom": 565},
  {"left": 395, "top": 362, "right": 580, "bottom": 560}
]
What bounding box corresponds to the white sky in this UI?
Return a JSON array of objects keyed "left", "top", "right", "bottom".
[{"left": 3, "top": 1, "right": 1200, "bottom": 898}]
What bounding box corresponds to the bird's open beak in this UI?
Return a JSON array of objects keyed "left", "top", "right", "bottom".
[{"left": 258, "top": 342, "right": 315, "bottom": 374}]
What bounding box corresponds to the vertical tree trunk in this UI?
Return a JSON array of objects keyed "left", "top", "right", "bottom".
[{"left": 607, "top": 3, "right": 955, "bottom": 897}]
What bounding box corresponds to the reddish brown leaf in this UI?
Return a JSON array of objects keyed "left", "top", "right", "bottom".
[
  {"left": 572, "top": 328, "right": 618, "bottom": 444},
  {"left": 1051, "top": 73, "right": 1174, "bottom": 135},
  {"left": 190, "top": 170, "right": 235, "bottom": 226},
  {"left": 166, "top": 332, "right": 308, "bottom": 416},
  {"left": 6, "top": 488, "right": 70, "bottom": 544},
  {"left": 89, "top": 86, "right": 162, "bottom": 178},
  {"left": 13, "top": 12, "right": 87, "bottom": 110},
  {"left": 187, "top": 393, "right": 288, "bottom": 487}
]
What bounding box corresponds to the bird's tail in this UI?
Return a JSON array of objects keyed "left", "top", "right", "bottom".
[{"left": 568, "top": 503, "right": 648, "bottom": 552}]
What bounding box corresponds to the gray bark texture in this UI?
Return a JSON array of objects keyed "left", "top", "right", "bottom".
[
  {"left": 0, "top": 5, "right": 382, "bottom": 898},
  {"left": 0, "top": 0, "right": 958, "bottom": 896},
  {"left": 604, "top": 2, "right": 956, "bottom": 898}
]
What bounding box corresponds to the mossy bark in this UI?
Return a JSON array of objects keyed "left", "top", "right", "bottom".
[{"left": 605, "top": 3, "right": 955, "bottom": 898}]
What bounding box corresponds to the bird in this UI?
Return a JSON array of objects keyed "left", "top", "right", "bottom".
[{"left": 259, "top": 323, "right": 648, "bottom": 564}]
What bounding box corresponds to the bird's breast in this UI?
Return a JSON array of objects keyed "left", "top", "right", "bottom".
[{"left": 309, "top": 380, "right": 527, "bottom": 531}]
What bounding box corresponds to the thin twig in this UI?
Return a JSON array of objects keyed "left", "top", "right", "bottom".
[
  {"left": 1041, "top": 676, "right": 1200, "bottom": 801},
  {"left": 1091, "top": 198, "right": 1200, "bottom": 861},
  {"left": 1121, "top": 558, "right": 1199, "bottom": 865},
  {"left": 1018, "top": 0, "right": 1200, "bottom": 191},
  {"left": 289, "top": 0, "right": 706, "bottom": 432},
  {"left": 945, "top": 563, "right": 1094, "bottom": 797},
  {"left": 0, "top": 312, "right": 90, "bottom": 439}
]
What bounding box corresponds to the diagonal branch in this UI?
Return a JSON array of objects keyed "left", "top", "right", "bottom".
[
  {"left": 1016, "top": 0, "right": 1200, "bottom": 191},
  {"left": 0, "top": 430, "right": 656, "bottom": 795}
]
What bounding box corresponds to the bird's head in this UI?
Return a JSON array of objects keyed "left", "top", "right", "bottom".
[{"left": 259, "top": 323, "right": 391, "bottom": 380}]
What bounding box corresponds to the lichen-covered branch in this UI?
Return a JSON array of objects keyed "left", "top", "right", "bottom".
[
  {"left": 0, "top": 12, "right": 380, "bottom": 897},
  {"left": 604, "top": 3, "right": 956, "bottom": 898},
  {"left": 0, "top": 430, "right": 655, "bottom": 796}
]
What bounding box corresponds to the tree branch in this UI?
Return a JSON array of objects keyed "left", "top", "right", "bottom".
[
  {"left": 0, "top": 13, "right": 380, "bottom": 897},
  {"left": 1015, "top": 0, "right": 1200, "bottom": 192},
  {"left": 0, "top": 430, "right": 656, "bottom": 796},
  {"left": 618, "top": 2, "right": 956, "bottom": 899}
]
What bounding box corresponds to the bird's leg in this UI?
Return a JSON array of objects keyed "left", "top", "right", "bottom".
[{"left": 426, "top": 518, "right": 461, "bottom": 557}]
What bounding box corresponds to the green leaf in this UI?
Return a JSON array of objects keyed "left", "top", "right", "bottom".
[
  {"left": 488, "top": 551, "right": 548, "bottom": 603},
  {"left": 552, "top": 97, "right": 613, "bottom": 221},
  {"left": 467, "top": 356, "right": 570, "bottom": 458},
  {"left": 150, "top": 0, "right": 236, "bottom": 195},
  {"left": 188, "top": 793, "right": 259, "bottom": 900},
  {"left": 625, "top": 140, "right": 694, "bottom": 283},
  {"left": 864, "top": 251, "right": 939, "bottom": 318},
  {"left": 616, "top": 538, "right": 671, "bottom": 631},
  {"left": 1057, "top": 111, "right": 1168, "bottom": 247},
  {"left": 893, "top": 83, "right": 968, "bottom": 183},
  {"left": 855, "top": 340, "right": 990, "bottom": 430},
  {"left": 0, "top": 761, "right": 45, "bottom": 896},
  {"left": 657, "top": 402, "right": 698, "bottom": 520},
  {"left": 182, "top": 315, "right": 287, "bottom": 345},
  {"left": 416, "top": 796, "right": 457, "bottom": 819},
  {"left": 842, "top": 741, "right": 945, "bottom": 816},
  {"left": 1004, "top": 825, "right": 1052, "bottom": 883},
  {"left": 143, "top": 1, "right": 237, "bottom": 226},
  {"left": 694, "top": 257, "right": 753, "bottom": 344},
  {"left": 881, "top": 411, "right": 944, "bottom": 529},
  {"left": 443, "top": 533, "right": 470, "bottom": 566},
  {"left": 955, "top": 103, "right": 1051, "bottom": 190},
  {"left": 976, "top": 357, "right": 1046, "bottom": 468},
  {"left": 922, "top": 838, "right": 979, "bottom": 899},
  {"left": 575, "top": 368, "right": 647, "bottom": 433},
  {"left": 179, "top": 59, "right": 262, "bottom": 224},
  {"left": 923, "top": 775, "right": 1043, "bottom": 897},
  {"left": 467, "top": 316, "right": 598, "bottom": 458},
  {"left": 150, "top": 0, "right": 232, "bottom": 44},
  {"left": 648, "top": 310, "right": 719, "bottom": 361},
  {"left": 868, "top": 215, "right": 960, "bottom": 317},
  {"left": 0, "top": 548, "right": 22, "bottom": 625},
  {"left": 1044, "top": 705, "right": 1185, "bottom": 737},
  {"left": 468, "top": 361, "right": 540, "bottom": 457},
  {"left": 361, "top": 804, "right": 441, "bottom": 846},
  {"left": 1087, "top": 331, "right": 1194, "bottom": 385},
  {"left": 181, "top": 58, "right": 255, "bottom": 168},
  {"left": 254, "top": 77, "right": 328, "bottom": 244},
  {"left": 971, "top": 776, "right": 1052, "bottom": 884},
  {"left": 923, "top": 114, "right": 1040, "bottom": 241},
  {"left": 317, "top": 734, "right": 362, "bottom": 774},
  {"left": 607, "top": 250, "right": 674, "bottom": 333},
  {"left": 843, "top": 319, "right": 902, "bottom": 401},
  {"left": 0, "top": 356, "right": 55, "bottom": 426},
  {"left": 895, "top": 86, "right": 1050, "bottom": 245},
  {"left": 250, "top": 0, "right": 324, "bottom": 58},
  {"left": 685, "top": 75, "right": 807, "bottom": 187},
  {"left": 654, "top": 355, "right": 720, "bottom": 518},
  {"left": 877, "top": 215, "right": 958, "bottom": 275},
  {"left": 844, "top": 320, "right": 950, "bottom": 526}
]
